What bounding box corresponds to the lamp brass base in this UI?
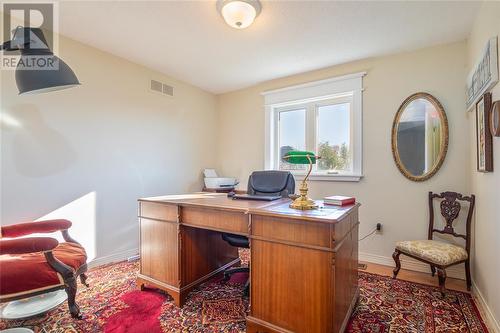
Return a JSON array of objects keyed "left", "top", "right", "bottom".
[
  {"left": 289, "top": 196, "right": 318, "bottom": 210},
  {"left": 289, "top": 175, "right": 318, "bottom": 210}
]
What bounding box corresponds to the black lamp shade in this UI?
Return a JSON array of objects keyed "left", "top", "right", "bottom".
[
  {"left": 8, "top": 27, "right": 80, "bottom": 95},
  {"left": 15, "top": 55, "right": 80, "bottom": 95}
]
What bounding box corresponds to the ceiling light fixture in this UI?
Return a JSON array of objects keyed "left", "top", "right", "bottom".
[{"left": 216, "top": 0, "right": 261, "bottom": 29}]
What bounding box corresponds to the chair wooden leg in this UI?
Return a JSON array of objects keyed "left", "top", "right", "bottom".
[
  {"left": 80, "top": 273, "right": 89, "bottom": 287},
  {"left": 430, "top": 265, "right": 436, "bottom": 277},
  {"left": 392, "top": 250, "right": 401, "bottom": 279},
  {"left": 64, "top": 276, "right": 82, "bottom": 319},
  {"left": 465, "top": 260, "right": 472, "bottom": 291},
  {"left": 437, "top": 268, "right": 447, "bottom": 296}
]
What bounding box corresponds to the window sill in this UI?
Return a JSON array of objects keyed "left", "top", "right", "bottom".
[{"left": 292, "top": 173, "right": 363, "bottom": 182}]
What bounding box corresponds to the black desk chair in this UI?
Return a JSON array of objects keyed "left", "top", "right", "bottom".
[{"left": 222, "top": 170, "right": 295, "bottom": 295}]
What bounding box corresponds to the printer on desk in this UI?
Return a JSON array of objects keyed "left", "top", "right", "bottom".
[{"left": 203, "top": 169, "right": 239, "bottom": 192}]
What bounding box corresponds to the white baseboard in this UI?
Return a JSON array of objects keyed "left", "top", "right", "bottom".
[
  {"left": 359, "top": 252, "right": 465, "bottom": 280},
  {"left": 472, "top": 281, "right": 500, "bottom": 333},
  {"left": 88, "top": 248, "right": 139, "bottom": 269}
]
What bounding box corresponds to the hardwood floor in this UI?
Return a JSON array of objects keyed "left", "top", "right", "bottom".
[{"left": 360, "top": 261, "right": 469, "bottom": 293}]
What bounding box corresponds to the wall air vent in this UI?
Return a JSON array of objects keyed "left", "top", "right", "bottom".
[
  {"left": 150, "top": 79, "right": 174, "bottom": 97},
  {"left": 162, "top": 84, "right": 174, "bottom": 96}
]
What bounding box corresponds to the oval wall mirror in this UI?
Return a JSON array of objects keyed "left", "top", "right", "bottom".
[{"left": 392, "top": 92, "right": 449, "bottom": 182}]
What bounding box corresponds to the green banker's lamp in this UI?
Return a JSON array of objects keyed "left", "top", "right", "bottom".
[{"left": 283, "top": 151, "right": 321, "bottom": 210}]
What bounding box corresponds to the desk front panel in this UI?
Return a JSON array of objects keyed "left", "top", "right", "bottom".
[
  {"left": 181, "top": 206, "right": 249, "bottom": 235},
  {"left": 248, "top": 209, "right": 359, "bottom": 333},
  {"left": 140, "top": 201, "right": 179, "bottom": 222},
  {"left": 251, "top": 215, "right": 331, "bottom": 249},
  {"left": 139, "top": 217, "right": 179, "bottom": 287},
  {"left": 249, "top": 238, "right": 334, "bottom": 332}
]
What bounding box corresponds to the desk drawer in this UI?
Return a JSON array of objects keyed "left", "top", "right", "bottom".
[
  {"left": 251, "top": 215, "right": 331, "bottom": 248},
  {"left": 332, "top": 210, "right": 358, "bottom": 242},
  {"left": 140, "top": 202, "right": 178, "bottom": 222},
  {"left": 180, "top": 207, "right": 248, "bottom": 235}
]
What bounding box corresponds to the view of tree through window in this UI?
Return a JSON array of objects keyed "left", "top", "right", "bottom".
[
  {"left": 317, "top": 142, "right": 350, "bottom": 171},
  {"left": 317, "top": 103, "right": 351, "bottom": 172},
  {"left": 276, "top": 101, "right": 352, "bottom": 173}
]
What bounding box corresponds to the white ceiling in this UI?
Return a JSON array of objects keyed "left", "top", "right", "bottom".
[{"left": 58, "top": 1, "right": 481, "bottom": 94}]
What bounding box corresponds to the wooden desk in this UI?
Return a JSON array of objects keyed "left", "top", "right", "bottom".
[{"left": 137, "top": 193, "right": 359, "bottom": 333}]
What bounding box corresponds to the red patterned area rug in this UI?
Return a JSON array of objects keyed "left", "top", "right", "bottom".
[
  {"left": 346, "top": 273, "right": 488, "bottom": 333},
  {"left": 0, "top": 259, "right": 488, "bottom": 332}
]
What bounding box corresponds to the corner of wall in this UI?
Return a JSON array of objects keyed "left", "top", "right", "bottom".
[{"left": 466, "top": 1, "right": 500, "bottom": 331}]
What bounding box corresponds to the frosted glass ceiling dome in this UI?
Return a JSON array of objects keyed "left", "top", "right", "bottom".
[{"left": 216, "top": 0, "right": 261, "bottom": 29}]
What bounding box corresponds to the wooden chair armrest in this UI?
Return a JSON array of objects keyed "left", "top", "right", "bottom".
[{"left": 44, "top": 251, "right": 75, "bottom": 279}]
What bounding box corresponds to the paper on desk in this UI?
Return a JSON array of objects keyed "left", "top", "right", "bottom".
[{"left": 203, "top": 169, "right": 218, "bottom": 178}]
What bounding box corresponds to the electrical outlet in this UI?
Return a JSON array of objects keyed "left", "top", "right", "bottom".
[{"left": 376, "top": 223, "right": 382, "bottom": 232}]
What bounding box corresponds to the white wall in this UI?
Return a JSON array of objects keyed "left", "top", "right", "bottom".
[
  {"left": 467, "top": 2, "right": 500, "bottom": 331},
  {"left": 216, "top": 42, "right": 470, "bottom": 274},
  {"left": 0, "top": 34, "right": 218, "bottom": 263}
]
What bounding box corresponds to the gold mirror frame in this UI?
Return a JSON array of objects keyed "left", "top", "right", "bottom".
[{"left": 391, "top": 92, "right": 449, "bottom": 182}]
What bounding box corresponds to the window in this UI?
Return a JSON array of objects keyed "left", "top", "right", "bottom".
[
  {"left": 263, "top": 73, "right": 364, "bottom": 181},
  {"left": 275, "top": 96, "right": 354, "bottom": 175},
  {"left": 277, "top": 107, "right": 307, "bottom": 171},
  {"left": 316, "top": 99, "right": 352, "bottom": 173}
]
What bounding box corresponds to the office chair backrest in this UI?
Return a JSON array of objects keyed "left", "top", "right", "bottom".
[{"left": 247, "top": 171, "right": 295, "bottom": 198}]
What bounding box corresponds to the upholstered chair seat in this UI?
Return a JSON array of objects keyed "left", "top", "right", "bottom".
[
  {"left": 395, "top": 240, "right": 468, "bottom": 266},
  {"left": 0, "top": 242, "right": 87, "bottom": 298}
]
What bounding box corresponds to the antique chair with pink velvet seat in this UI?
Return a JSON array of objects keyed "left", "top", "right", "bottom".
[{"left": 0, "top": 219, "right": 88, "bottom": 319}]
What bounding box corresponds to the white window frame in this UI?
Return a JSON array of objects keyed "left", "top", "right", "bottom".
[{"left": 262, "top": 72, "right": 365, "bottom": 182}]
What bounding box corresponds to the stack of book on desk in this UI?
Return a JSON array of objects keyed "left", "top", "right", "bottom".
[{"left": 324, "top": 195, "right": 356, "bottom": 206}]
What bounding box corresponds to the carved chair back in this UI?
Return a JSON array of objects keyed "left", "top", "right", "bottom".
[{"left": 428, "top": 191, "right": 475, "bottom": 256}]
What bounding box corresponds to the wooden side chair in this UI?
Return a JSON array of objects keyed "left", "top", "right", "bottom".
[{"left": 392, "top": 191, "right": 475, "bottom": 294}]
